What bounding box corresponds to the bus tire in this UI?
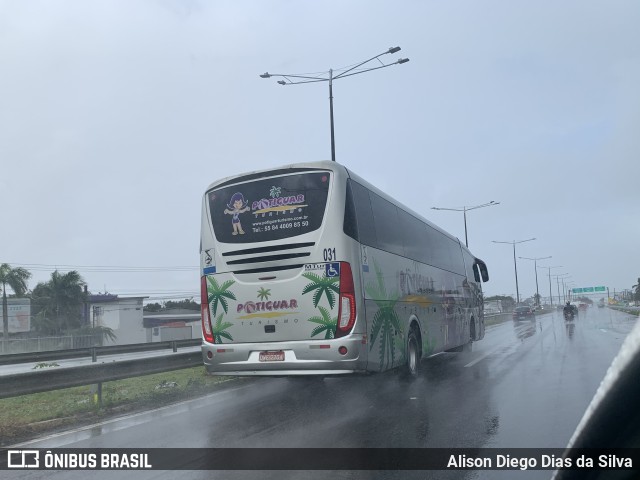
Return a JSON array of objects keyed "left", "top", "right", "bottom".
[
  {"left": 462, "top": 318, "right": 475, "bottom": 353},
  {"left": 406, "top": 328, "right": 420, "bottom": 377}
]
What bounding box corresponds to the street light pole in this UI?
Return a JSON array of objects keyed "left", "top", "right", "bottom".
[
  {"left": 561, "top": 277, "right": 572, "bottom": 303},
  {"left": 492, "top": 238, "right": 536, "bottom": 304},
  {"left": 432, "top": 201, "right": 500, "bottom": 247},
  {"left": 566, "top": 282, "right": 576, "bottom": 302},
  {"left": 519, "top": 256, "right": 552, "bottom": 307},
  {"left": 329, "top": 68, "right": 335, "bottom": 163},
  {"left": 552, "top": 273, "right": 569, "bottom": 305},
  {"left": 260, "top": 47, "right": 409, "bottom": 163},
  {"left": 538, "top": 265, "right": 562, "bottom": 306}
]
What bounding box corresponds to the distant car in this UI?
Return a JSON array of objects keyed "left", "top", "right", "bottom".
[{"left": 512, "top": 305, "right": 535, "bottom": 320}]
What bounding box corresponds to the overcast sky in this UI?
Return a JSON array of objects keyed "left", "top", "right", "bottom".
[{"left": 1, "top": 0, "right": 638, "bottom": 304}]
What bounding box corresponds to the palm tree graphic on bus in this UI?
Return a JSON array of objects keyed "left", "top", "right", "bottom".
[
  {"left": 301, "top": 272, "right": 339, "bottom": 309},
  {"left": 257, "top": 287, "right": 271, "bottom": 301},
  {"left": 206, "top": 277, "right": 237, "bottom": 315},
  {"left": 365, "top": 261, "right": 402, "bottom": 370},
  {"left": 308, "top": 306, "right": 338, "bottom": 339},
  {"left": 269, "top": 186, "right": 281, "bottom": 198},
  {"left": 211, "top": 313, "right": 234, "bottom": 343}
]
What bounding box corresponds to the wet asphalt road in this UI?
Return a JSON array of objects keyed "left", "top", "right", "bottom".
[{"left": 5, "top": 307, "right": 638, "bottom": 480}]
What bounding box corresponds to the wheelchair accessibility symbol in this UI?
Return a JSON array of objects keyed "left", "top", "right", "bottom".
[{"left": 325, "top": 263, "right": 340, "bottom": 278}]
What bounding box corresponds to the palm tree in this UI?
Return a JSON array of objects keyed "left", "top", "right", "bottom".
[
  {"left": 269, "top": 186, "right": 281, "bottom": 198},
  {"left": 31, "top": 270, "right": 87, "bottom": 334},
  {"left": 633, "top": 278, "right": 640, "bottom": 302},
  {"left": 206, "top": 277, "right": 237, "bottom": 315},
  {"left": 308, "top": 306, "right": 338, "bottom": 339},
  {"left": 365, "top": 262, "right": 402, "bottom": 370},
  {"left": 301, "top": 272, "right": 339, "bottom": 309},
  {"left": 0, "top": 263, "right": 31, "bottom": 352},
  {"left": 211, "top": 313, "right": 234, "bottom": 343}
]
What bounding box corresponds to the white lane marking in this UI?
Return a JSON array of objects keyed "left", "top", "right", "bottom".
[
  {"left": 426, "top": 352, "right": 446, "bottom": 359},
  {"left": 600, "top": 329, "right": 608, "bottom": 332},
  {"left": 464, "top": 345, "right": 503, "bottom": 368}
]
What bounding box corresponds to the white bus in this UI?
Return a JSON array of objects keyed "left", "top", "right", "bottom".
[{"left": 200, "top": 161, "right": 489, "bottom": 376}]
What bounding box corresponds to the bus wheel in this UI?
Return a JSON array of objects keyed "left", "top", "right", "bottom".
[
  {"left": 463, "top": 318, "right": 475, "bottom": 353},
  {"left": 406, "top": 329, "right": 420, "bottom": 376}
]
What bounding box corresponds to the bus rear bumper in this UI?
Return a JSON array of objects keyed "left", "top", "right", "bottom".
[{"left": 201, "top": 336, "right": 367, "bottom": 376}]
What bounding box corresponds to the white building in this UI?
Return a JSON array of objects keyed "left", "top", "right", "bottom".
[
  {"left": 143, "top": 308, "right": 200, "bottom": 342},
  {"left": 89, "top": 294, "right": 147, "bottom": 345}
]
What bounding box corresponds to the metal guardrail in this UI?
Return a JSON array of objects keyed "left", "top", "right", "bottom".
[
  {"left": 0, "top": 351, "right": 203, "bottom": 399},
  {"left": 0, "top": 338, "right": 202, "bottom": 366}
]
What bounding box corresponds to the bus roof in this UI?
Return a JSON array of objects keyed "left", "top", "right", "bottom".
[{"left": 204, "top": 160, "right": 480, "bottom": 259}]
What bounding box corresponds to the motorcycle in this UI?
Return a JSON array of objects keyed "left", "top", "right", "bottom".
[{"left": 564, "top": 306, "right": 577, "bottom": 321}]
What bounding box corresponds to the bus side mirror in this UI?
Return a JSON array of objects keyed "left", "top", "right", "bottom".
[{"left": 475, "top": 260, "right": 489, "bottom": 282}]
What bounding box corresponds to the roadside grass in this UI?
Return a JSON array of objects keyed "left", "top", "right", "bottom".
[
  {"left": 485, "top": 313, "right": 511, "bottom": 326},
  {"left": 609, "top": 306, "right": 640, "bottom": 316},
  {"left": 0, "top": 367, "right": 235, "bottom": 445}
]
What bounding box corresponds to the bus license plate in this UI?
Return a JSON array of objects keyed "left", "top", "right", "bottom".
[{"left": 259, "top": 351, "right": 285, "bottom": 362}]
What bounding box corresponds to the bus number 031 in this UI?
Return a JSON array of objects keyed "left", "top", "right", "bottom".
[{"left": 323, "top": 248, "right": 337, "bottom": 262}]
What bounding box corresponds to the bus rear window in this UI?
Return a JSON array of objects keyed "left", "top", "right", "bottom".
[{"left": 208, "top": 172, "right": 330, "bottom": 244}]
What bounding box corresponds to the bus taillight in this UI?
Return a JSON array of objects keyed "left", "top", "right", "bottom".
[
  {"left": 201, "top": 276, "right": 214, "bottom": 343},
  {"left": 336, "top": 262, "right": 356, "bottom": 338}
]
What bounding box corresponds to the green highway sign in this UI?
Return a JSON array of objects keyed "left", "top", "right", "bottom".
[{"left": 572, "top": 286, "right": 607, "bottom": 294}]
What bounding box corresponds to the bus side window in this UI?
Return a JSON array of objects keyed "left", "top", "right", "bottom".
[
  {"left": 448, "top": 241, "right": 466, "bottom": 276},
  {"left": 398, "top": 209, "right": 429, "bottom": 264},
  {"left": 343, "top": 181, "right": 359, "bottom": 241},
  {"left": 350, "top": 180, "right": 378, "bottom": 248},
  {"left": 463, "top": 250, "right": 477, "bottom": 282},
  {"left": 369, "top": 192, "right": 404, "bottom": 257},
  {"left": 473, "top": 264, "right": 481, "bottom": 283},
  {"left": 426, "top": 225, "right": 456, "bottom": 274}
]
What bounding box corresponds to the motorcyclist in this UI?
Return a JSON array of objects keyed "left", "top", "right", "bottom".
[{"left": 563, "top": 301, "right": 574, "bottom": 318}]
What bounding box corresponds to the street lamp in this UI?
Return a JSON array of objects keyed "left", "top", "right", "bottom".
[
  {"left": 561, "top": 277, "right": 573, "bottom": 303},
  {"left": 492, "top": 238, "right": 536, "bottom": 304},
  {"left": 432, "top": 201, "right": 500, "bottom": 247},
  {"left": 551, "top": 273, "right": 570, "bottom": 305},
  {"left": 519, "top": 256, "right": 552, "bottom": 307},
  {"left": 260, "top": 46, "right": 409, "bottom": 162},
  {"left": 538, "top": 265, "right": 563, "bottom": 306}
]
